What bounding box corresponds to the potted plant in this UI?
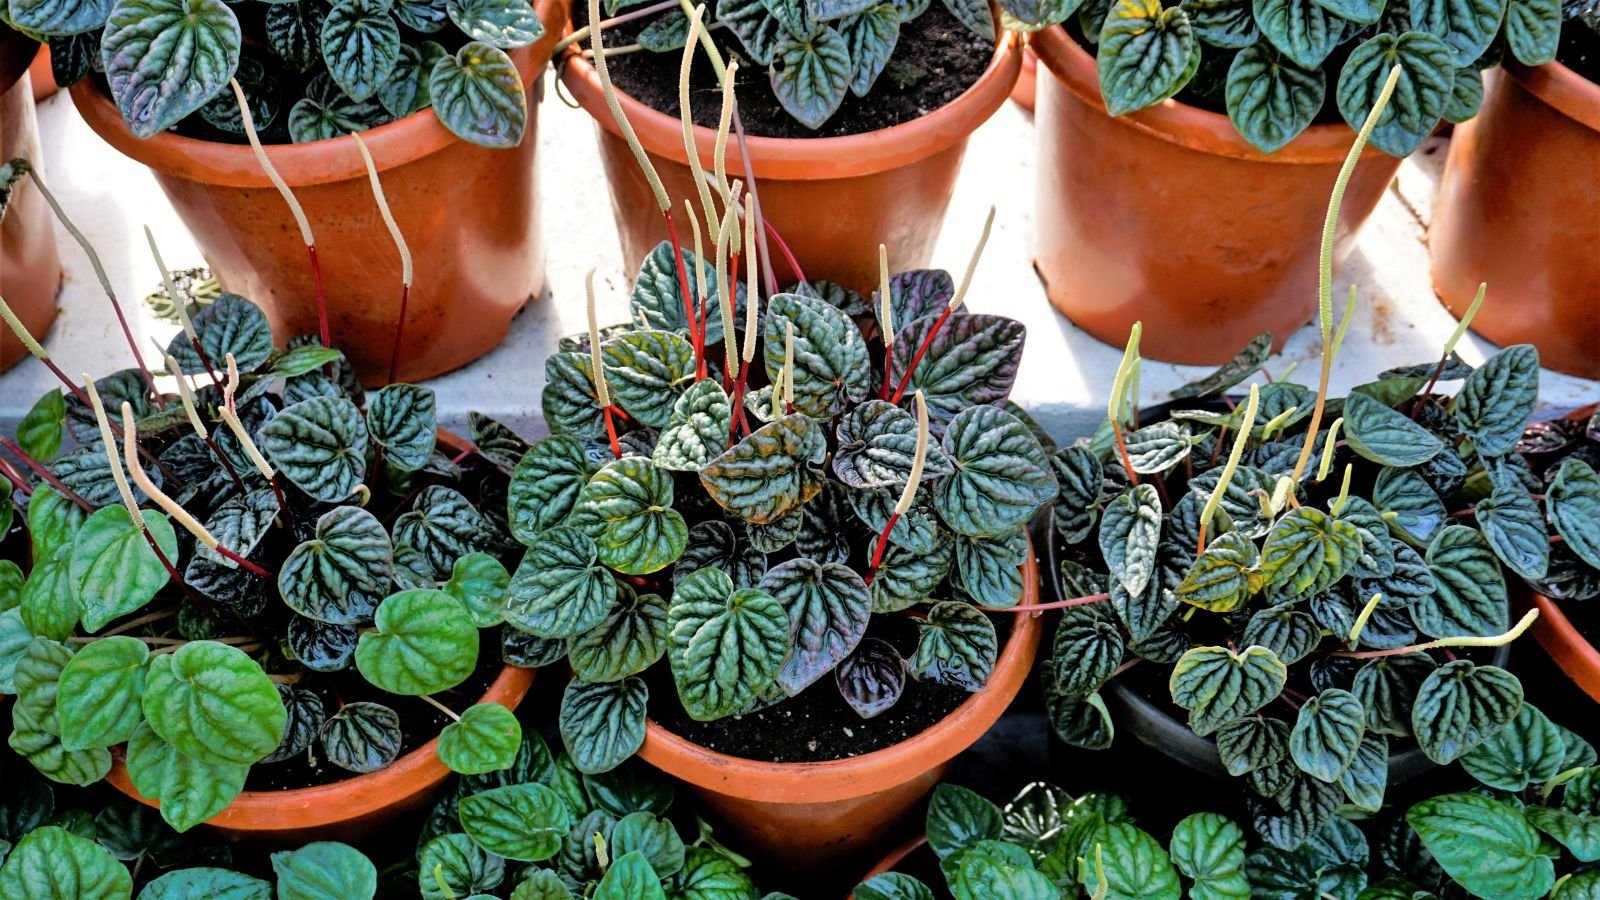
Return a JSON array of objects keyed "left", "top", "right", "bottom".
[
  {"left": 1001, "top": 0, "right": 1494, "bottom": 363},
  {"left": 41, "top": 0, "right": 565, "bottom": 382},
  {"left": 1430, "top": 8, "right": 1600, "bottom": 379},
  {"left": 0, "top": 31, "right": 61, "bottom": 374},
  {"left": 0, "top": 168, "right": 548, "bottom": 842},
  {"left": 558, "top": 0, "right": 1022, "bottom": 291}
]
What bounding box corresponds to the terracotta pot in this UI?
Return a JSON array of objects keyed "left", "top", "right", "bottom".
[
  {"left": 854, "top": 835, "right": 929, "bottom": 893},
  {"left": 107, "top": 664, "right": 536, "bottom": 845},
  {"left": 1528, "top": 591, "right": 1600, "bottom": 704},
  {"left": 27, "top": 45, "right": 55, "bottom": 102},
  {"left": 637, "top": 546, "right": 1043, "bottom": 869},
  {"left": 0, "top": 36, "right": 62, "bottom": 374},
  {"left": 1011, "top": 45, "right": 1037, "bottom": 112},
  {"left": 1030, "top": 26, "right": 1405, "bottom": 364},
  {"left": 559, "top": 20, "right": 1021, "bottom": 293},
  {"left": 1429, "top": 62, "right": 1600, "bottom": 379},
  {"left": 69, "top": 0, "right": 568, "bottom": 385}
]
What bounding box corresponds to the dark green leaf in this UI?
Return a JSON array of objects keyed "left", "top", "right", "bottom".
[
  {"left": 652, "top": 381, "right": 733, "bottom": 472},
  {"left": 367, "top": 384, "right": 437, "bottom": 474},
  {"left": 768, "top": 25, "right": 852, "bottom": 129},
  {"left": 279, "top": 506, "right": 393, "bottom": 626},
  {"left": 1217, "top": 716, "right": 1291, "bottom": 776},
  {"left": 1352, "top": 652, "right": 1435, "bottom": 736},
  {"left": 1254, "top": 0, "right": 1337, "bottom": 68},
  {"left": 1374, "top": 467, "right": 1447, "bottom": 546},
  {"left": 1225, "top": 46, "right": 1324, "bottom": 153},
  {"left": 558, "top": 677, "right": 648, "bottom": 774},
  {"left": 1343, "top": 393, "right": 1445, "bottom": 466},
  {"left": 1414, "top": 524, "right": 1508, "bottom": 638},
  {"left": 418, "top": 833, "right": 503, "bottom": 900},
  {"left": 600, "top": 330, "right": 695, "bottom": 428},
  {"left": 1504, "top": 0, "right": 1560, "bottom": 63},
  {"left": 568, "top": 457, "right": 687, "bottom": 575},
  {"left": 1408, "top": 793, "right": 1552, "bottom": 899},
  {"left": 1444, "top": 64, "right": 1484, "bottom": 122},
  {"left": 927, "top": 784, "right": 1002, "bottom": 858},
  {"left": 458, "top": 783, "right": 569, "bottom": 861},
  {"left": 1410, "top": 0, "right": 1507, "bottom": 63},
  {"left": 936, "top": 405, "right": 1055, "bottom": 538},
  {"left": 568, "top": 589, "right": 668, "bottom": 683},
  {"left": 889, "top": 314, "right": 1025, "bottom": 431},
  {"left": 1336, "top": 31, "right": 1456, "bottom": 157},
  {"left": 700, "top": 414, "right": 826, "bottom": 525},
  {"left": 1170, "top": 645, "right": 1288, "bottom": 736},
  {"left": 1050, "top": 603, "right": 1125, "bottom": 695},
  {"left": 666, "top": 567, "right": 788, "bottom": 720},
  {"left": 101, "top": 0, "right": 241, "bottom": 138},
  {"left": 760, "top": 558, "right": 870, "bottom": 695},
  {"left": 762, "top": 292, "right": 871, "bottom": 416},
  {"left": 429, "top": 41, "right": 527, "bottom": 147},
  {"left": 447, "top": 0, "right": 544, "bottom": 47},
  {"left": 909, "top": 601, "right": 996, "bottom": 692},
  {"left": 260, "top": 396, "right": 369, "bottom": 503},
  {"left": 1289, "top": 689, "right": 1366, "bottom": 782},
  {"left": 319, "top": 701, "right": 403, "bottom": 774},
  {"left": 1171, "top": 332, "right": 1271, "bottom": 398},
  {"left": 17, "top": 390, "right": 66, "bottom": 462},
  {"left": 1097, "top": 0, "right": 1200, "bottom": 113},
  {"left": 508, "top": 435, "right": 593, "bottom": 543},
  {"left": 1412, "top": 660, "right": 1522, "bottom": 763},
  {"left": 506, "top": 525, "right": 617, "bottom": 638},
  {"left": 321, "top": 0, "right": 400, "bottom": 101},
  {"left": 1550, "top": 458, "right": 1600, "bottom": 570},
  {"left": 1101, "top": 484, "right": 1162, "bottom": 598}
]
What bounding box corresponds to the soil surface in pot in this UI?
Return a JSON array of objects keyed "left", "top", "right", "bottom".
[
  {"left": 244, "top": 650, "right": 508, "bottom": 791},
  {"left": 1560, "top": 22, "right": 1600, "bottom": 83},
  {"left": 574, "top": 2, "right": 991, "bottom": 138},
  {"left": 648, "top": 613, "right": 1012, "bottom": 762}
]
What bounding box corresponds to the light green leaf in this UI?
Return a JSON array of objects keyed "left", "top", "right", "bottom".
[
  {"left": 142, "top": 641, "right": 286, "bottom": 766},
  {"left": 440, "top": 703, "right": 523, "bottom": 776},
  {"left": 0, "top": 826, "right": 131, "bottom": 900},
  {"left": 927, "top": 784, "right": 1002, "bottom": 858},
  {"left": 139, "top": 868, "right": 270, "bottom": 899},
  {"left": 355, "top": 590, "right": 479, "bottom": 695},
  {"left": 1169, "top": 813, "right": 1249, "bottom": 900},
  {"left": 17, "top": 389, "right": 66, "bottom": 462},
  {"left": 1460, "top": 702, "right": 1567, "bottom": 791},
  {"left": 1342, "top": 393, "right": 1445, "bottom": 466},
  {"left": 71, "top": 506, "right": 176, "bottom": 633},
  {"left": 1408, "top": 793, "right": 1552, "bottom": 899},
  {"left": 446, "top": 0, "right": 544, "bottom": 47},
  {"left": 443, "top": 553, "right": 510, "bottom": 628},
  {"left": 1176, "top": 532, "right": 1259, "bottom": 613},
  {"left": 600, "top": 330, "right": 696, "bottom": 428},
  {"left": 272, "top": 842, "right": 378, "bottom": 900},
  {"left": 459, "top": 783, "right": 570, "bottom": 861},
  {"left": 56, "top": 636, "right": 147, "bottom": 751},
  {"left": 1080, "top": 821, "right": 1183, "bottom": 899}
]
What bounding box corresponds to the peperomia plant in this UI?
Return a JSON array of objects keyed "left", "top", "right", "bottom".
[
  {"left": 1038, "top": 72, "right": 1555, "bottom": 850},
  {"left": 1000, "top": 0, "right": 1577, "bottom": 155},
  {"left": 1486, "top": 403, "right": 1600, "bottom": 607},
  {"left": 6, "top": 0, "right": 544, "bottom": 145},
  {"left": 0, "top": 144, "right": 541, "bottom": 835},
  {"left": 571, "top": 0, "right": 998, "bottom": 129}
]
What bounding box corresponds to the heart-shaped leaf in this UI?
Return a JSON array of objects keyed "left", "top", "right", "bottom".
[
  {"left": 834, "top": 399, "right": 956, "bottom": 490},
  {"left": 265, "top": 0, "right": 329, "bottom": 71},
  {"left": 458, "top": 783, "right": 569, "bottom": 862},
  {"left": 17, "top": 389, "right": 66, "bottom": 464},
  {"left": 124, "top": 725, "right": 247, "bottom": 831},
  {"left": 139, "top": 868, "right": 271, "bottom": 899},
  {"left": 506, "top": 526, "right": 618, "bottom": 638},
  {"left": 378, "top": 41, "right": 446, "bottom": 117},
  {"left": 1243, "top": 603, "right": 1323, "bottom": 665},
  {"left": 569, "top": 457, "right": 688, "bottom": 576},
  {"left": 101, "top": 0, "right": 241, "bottom": 138},
  {"left": 1260, "top": 507, "right": 1362, "bottom": 598},
  {"left": 509, "top": 435, "right": 594, "bottom": 544},
  {"left": 1408, "top": 793, "right": 1553, "bottom": 899},
  {"left": 953, "top": 529, "right": 1029, "bottom": 609},
  {"left": 1460, "top": 702, "right": 1567, "bottom": 791},
  {"left": 1253, "top": 0, "right": 1337, "bottom": 68},
  {"left": 700, "top": 414, "right": 826, "bottom": 525},
  {"left": 889, "top": 314, "right": 1025, "bottom": 431},
  {"left": 279, "top": 506, "right": 393, "bottom": 626},
  {"left": 1444, "top": 64, "right": 1484, "bottom": 122},
  {"left": 261, "top": 396, "right": 369, "bottom": 503},
  {"left": 0, "top": 826, "right": 132, "bottom": 899},
  {"left": 760, "top": 558, "right": 871, "bottom": 695},
  {"left": 558, "top": 677, "right": 648, "bottom": 774},
  {"left": 1216, "top": 716, "right": 1291, "bottom": 776},
  {"left": 55, "top": 636, "right": 147, "bottom": 751},
  {"left": 320, "top": 701, "right": 403, "bottom": 774},
  {"left": 367, "top": 384, "right": 437, "bottom": 474},
  {"left": 1170, "top": 813, "right": 1249, "bottom": 898},
  {"left": 1373, "top": 466, "right": 1447, "bottom": 546},
  {"left": 8, "top": 0, "right": 112, "bottom": 34},
  {"left": 610, "top": 811, "right": 685, "bottom": 879},
  {"left": 601, "top": 330, "right": 695, "bottom": 428},
  {"left": 1289, "top": 689, "right": 1366, "bottom": 782},
  {"left": 442, "top": 553, "right": 509, "bottom": 628},
  {"left": 1052, "top": 446, "right": 1103, "bottom": 544},
  {"left": 839, "top": 3, "right": 899, "bottom": 95},
  {"left": 568, "top": 590, "right": 668, "bottom": 683},
  {"left": 1336, "top": 31, "right": 1456, "bottom": 157},
  {"left": 429, "top": 41, "right": 527, "bottom": 147},
  {"left": 1123, "top": 421, "right": 1193, "bottom": 475},
  {"left": 142, "top": 641, "right": 287, "bottom": 766},
  {"left": 1504, "top": 0, "right": 1560, "bottom": 63},
  {"left": 1410, "top": 0, "right": 1508, "bottom": 63},
  {"left": 447, "top": 0, "right": 544, "bottom": 46},
  {"left": 936, "top": 405, "right": 1056, "bottom": 539},
  {"left": 262, "top": 685, "right": 324, "bottom": 764},
  {"left": 1050, "top": 603, "right": 1125, "bottom": 696},
  {"left": 1549, "top": 459, "right": 1600, "bottom": 570},
  {"left": 1343, "top": 393, "right": 1445, "bottom": 466},
  {"left": 438, "top": 702, "right": 522, "bottom": 776},
  {"left": 909, "top": 601, "right": 996, "bottom": 692},
  {"left": 1413, "top": 524, "right": 1507, "bottom": 638},
  {"left": 1079, "top": 821, "right": 1183, "bottom": 898},
  {"left": 393, "top": 485, "right": 508, "bottom": 581},
  {"left": 1176, "top": 531, "right": 1260, "bottom": 613},
  {"left": 355, "top": 590, "right": 479, "bottom": 695},
  {"left": 1412, "top": 660, "right": 1522, "bottom": 763},
  {"left": 667, "top": 567, "right": 789, "bottom": 720},
  {"left": 1100, "top": 484, "right": 1163, "bottom": 598},
  {"left": 653, "top": 381, "right": 733, "bottom": 472},
  {"left": 836, "top": 637, "right": 906, "bottom": 719},
  {"left": 1098, "top": 0, "right": 1200, "bottom": 113},
  {"left": 165, "top": 294, "right": 272, "bottom": 376},
  {"left": 320, "top": 0, "right": 400, "bottom": 101},
  {"left": 627, "top": 242, "right": 747, "bottom": 345},
  {"left": 288, "top": 71, "right": 392, "bottom": 141},
  {"left": 769, "top": 25, "right": 852, "bottom": 129},
  {"left": 70, "top": 506, "right": 176, "bottom": 633},
  {"left": 762, "top": 292, "right": 871, "bottom": 417},
  {"left": 272, "top": 843, "right": 378, "bottom": 900},
  {"left": 927, "top": 784, "right": 1002, "bottom": 858},
  {"left": 1171, "top": 645, "right": 1288, "bottom": 736},
  {"left": 288, "top": 617, "right": 358, "bottom": 672},
  {"left": 869, "top": 531, "right": 954, "bottom": 612}
]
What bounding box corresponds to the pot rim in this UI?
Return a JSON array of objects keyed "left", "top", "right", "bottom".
[
  {"left": 1504, "top": 59, "right": 1600, "bottom": 135},
  {"left": 67, "top": 0, "right": 566, "bottom": 190},
  {"left": 1029, "top": 25, "right": 1395, "bottom": 165},
  {"left": 637, "top": 544, "right": 1043, "bottom": 805},
  {"left": 1528, "top": 591, "right": 1600, "bottom": 701},
  {"left": 105, "top": 664, "right": 536, "bottom": 832},
  {"left": 557, "top": 11, "right": 1022, "bottom": 181}
]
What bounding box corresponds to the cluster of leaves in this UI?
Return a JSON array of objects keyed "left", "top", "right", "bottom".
[
  {"left": 8, "top": 0, "right": 544, "bottom": 145},
  {"left": 0, "top": 293, "right": 543, "bottom": 833},
  {"left": 1502, "top": 404, "right": 1600, "bottom": 605},
  {"left": 408, "top": 741, "right": 788, "bottom": 899},
  {"left": 1000, "top": 0, "right": 1574, "bottom": 156},
  {"left": 1041, "top": 331, "right": 1554, "bottom": 849},
  {"left": 517, "top": 239, "right": 1054, "bottom": 775},
  {"left": 596, "top": 0, "right": 997, "bottom": 129}
]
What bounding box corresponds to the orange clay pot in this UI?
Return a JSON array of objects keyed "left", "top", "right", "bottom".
[
  {"left": 27, "top": 45, "right": 54, "bottom": 102},
  {"left": 1, "top": 36, "right": 62, "bottom": 374},
  {"left": 1030, "top": 26, "right": 1405, "bottom": 364},
  {"left": 69, "top": 0, "right": 567, "bottom": 385},
  {"left": 637, "top": 546, "right": 1043, "bottom": 870},
  {"left": 1429, "top": 62, "right": 1600, "bottom": 379},
  {"left": 1011, "top": 45, "right": 1037, "bottom": 112},
  {"left": 559, "top": 20, "right": 1020, "bottom": 293},
  {"left": 1528, "top": 590, "right": 1600, "bottom": 705},
  {"left": 106, "top": 664, "right": 536, "bottom": 846}
]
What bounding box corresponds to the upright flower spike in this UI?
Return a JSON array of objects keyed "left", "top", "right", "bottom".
[
  {"left": 147, "top": 226, "right": 223, "bottom": 389},
  {"left": 1200, "top": 382, "right": 1259, "bottom": 552},
  {"left": 877, "top": 244, "right": 894, "bottom": 400},
  {"left": 216, "top": 354, "right": 285, "bottom": 515},
  {"left": 781, "top": 319, "right": 795, "bottom": 412},
  {"left": 1316, "top": 417, "right": 1345, "bottom": 482},
  {"left": 685, "top": 198, "right": 710, "bottom": 380},
  {"left": 890, "top": 207, "right": 995, "bottom": 404},
  {"left": 0, "top": 293, "right": 89, "bottom": 403},
  {"left": 716, "top": 182, "right": 742, "bottom": 387},
  {"left": 351, "top": 132, "right": 415, "bottom": 386},
  {"left": 677, "top": 4, "right": 719, "bottom": 245},
  {"left": 1290, "top": 64, "right": 1402, "bottom": 483},
  {"left": 713, "top": 60, "right": 740, "bottom": 210},
  {"left": 866, "top": 390, "right": 929, "bottom": 583},
  {"left": 1105, "top": 322, "right": 1143, "bottom": 483},
  {"left": 85, "top": 375, "right": 144, "bottom": 526},
  {"left": 164, "top": 354, "right": 207, "bottom": 440},
  {"left": 588, "top": 270, "right": 622, "bottom": 460},
  {"left": 231, "top": 78, "right": 328, "bottom": 351}
]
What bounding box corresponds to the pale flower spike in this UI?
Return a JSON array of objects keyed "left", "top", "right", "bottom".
[
  {"left": 0, "top": 295, "right": 47, "bottom": 360},
  {"left": 782, "top": 320, "right": 795, "bottom": 408},
  {"left": 1107, "top": 323, "right": 1142, "bottom": 424},
  {"left": 894, "top": 391, "right": 930, "bottom": 516},
  {"left": 145, "top": 226, "right": 197, "bottom": 343},
  {"left": 1348, "top": 593, "right": 1383, "bottom": 646},
  {"left": 741, "top": 193, "right": 758, "bottom": 364},
  {"left": 350, "top": 133, "right": 413, "bottom": 286},
  {"left": 85, "top": 375, "right": 143, "bottom": 526},
  {"left": 219, "top": 353, "right": 277, "bottom": 482},
  {"left": 678, "top": 4, "right": 718, "bottom": 241},
  {"left": 230, "top": 79, "right": 312, "bottom": 248},
  {"left": 687, "top": 198, "right": 706, "bottom": 309},
  {"left": 717, "top": 182, "right": 742, "bottom": 381},
  {"left": 770, "top": 366, "right": 785, "bottom": 420},
  {"left": 163, "top": 354, "right": 208, "bottom": 440},
  {"left": 714, "top": 59, "right": 741, "bottom": 212},
  {"left": 1444, "top": 283, "right": 1487, "bottom": 357},
  {"left": 586, "top": 269, "right": 612, "bottom": 408},
  {"left": 123, "top": 402, "right": 217, "bottom": 550},
  {"left": 1202, "top": 382, "right": 1259, "bottom": 530},
  {"left": 1316, "top": 417, "right": 1345, "bottom": 482},
  {"left": 877, "top": 245, "right": 893, "bottom": 346},
  {"left": 590, "top": 0, "right": 669, "bottom": 211},
  {"left": 949, "top": 205, "right": 995, "bottom": 312}
]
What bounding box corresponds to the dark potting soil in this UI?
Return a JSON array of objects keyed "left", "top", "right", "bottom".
[
  {"left": 243, "top": 641, "right": 506, "bottom": 792},
  {"left": 573, "top": 2, "right": 994, "bottom": 138},
  {"left": 646, "top": 613, "right": 1012, "bottom": 763}
]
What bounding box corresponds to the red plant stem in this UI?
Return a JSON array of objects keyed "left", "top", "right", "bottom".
[
  {"left": 603, "top": 406, "right": 623, "bottom": 459},
  {"left": 452, "top": 445, "right": 475, "bottom": 465},
  {"left": 36, "top": 356, "right": 91, "bottom": 407},
  {"left": 889, "top": 305, "right": 953, "bottom": 405},
  {"left": 1109, "top": 420, "right": 1140, "bottom": 486},
  {"left": 101, "top": 287, "right": 163, "bottom": 408},
  {"left": 203, "top": 435, "right": 249, "bottom": 496},
  {"left": 1411, "top": 353, "right": 1452, "bottom": 420},
  {"left": 1111, "top": 657, "right": 1142, "bottom": 678},
  {"left": 386, "top": 283, "right": 411, "bottom": 387},
  {"left": 879, "top": 344, "right": 894, "bottom": 401},
  {"left": 1210, "top": 426, "right": 1228, "bottom": 467},
  {"left": 979, "top": 592, "right": 1111, "bottom": 613},
  {"left": 727, "top": 367, "right": 751, "bottom": 444},
  {"left": 762, "top": 219, "right": 805, "bottom": 285},
  {"left": 214, "top": 544, "right": 271, "bottom": 580},
  {"left": 863, "top": 512, "right": 901, "bottom": 585},
  {"left": 0, "top": 456, "right": 31, "bottom": 495},
  {"left": 142, "top": 526, "right": 228, "bottom": 630},
  {"left": 1, "top": 439, "right": 92, "bottom": 512},
  {"left": 731, "top": 108, "right": 779, "bottom": 298},
  {"left": 1195, "top": 522, "right": 1208, "bottom": 557},
  {"left": 189, "top": 336, "right": 225, "bottom": 394},
  {"left": 662, "top": 209, "right": 705, "bottom": 380}
]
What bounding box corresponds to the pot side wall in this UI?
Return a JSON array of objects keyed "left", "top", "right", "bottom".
[{"left": 1, "top": 45, "right": 62, "bottom": 374}]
